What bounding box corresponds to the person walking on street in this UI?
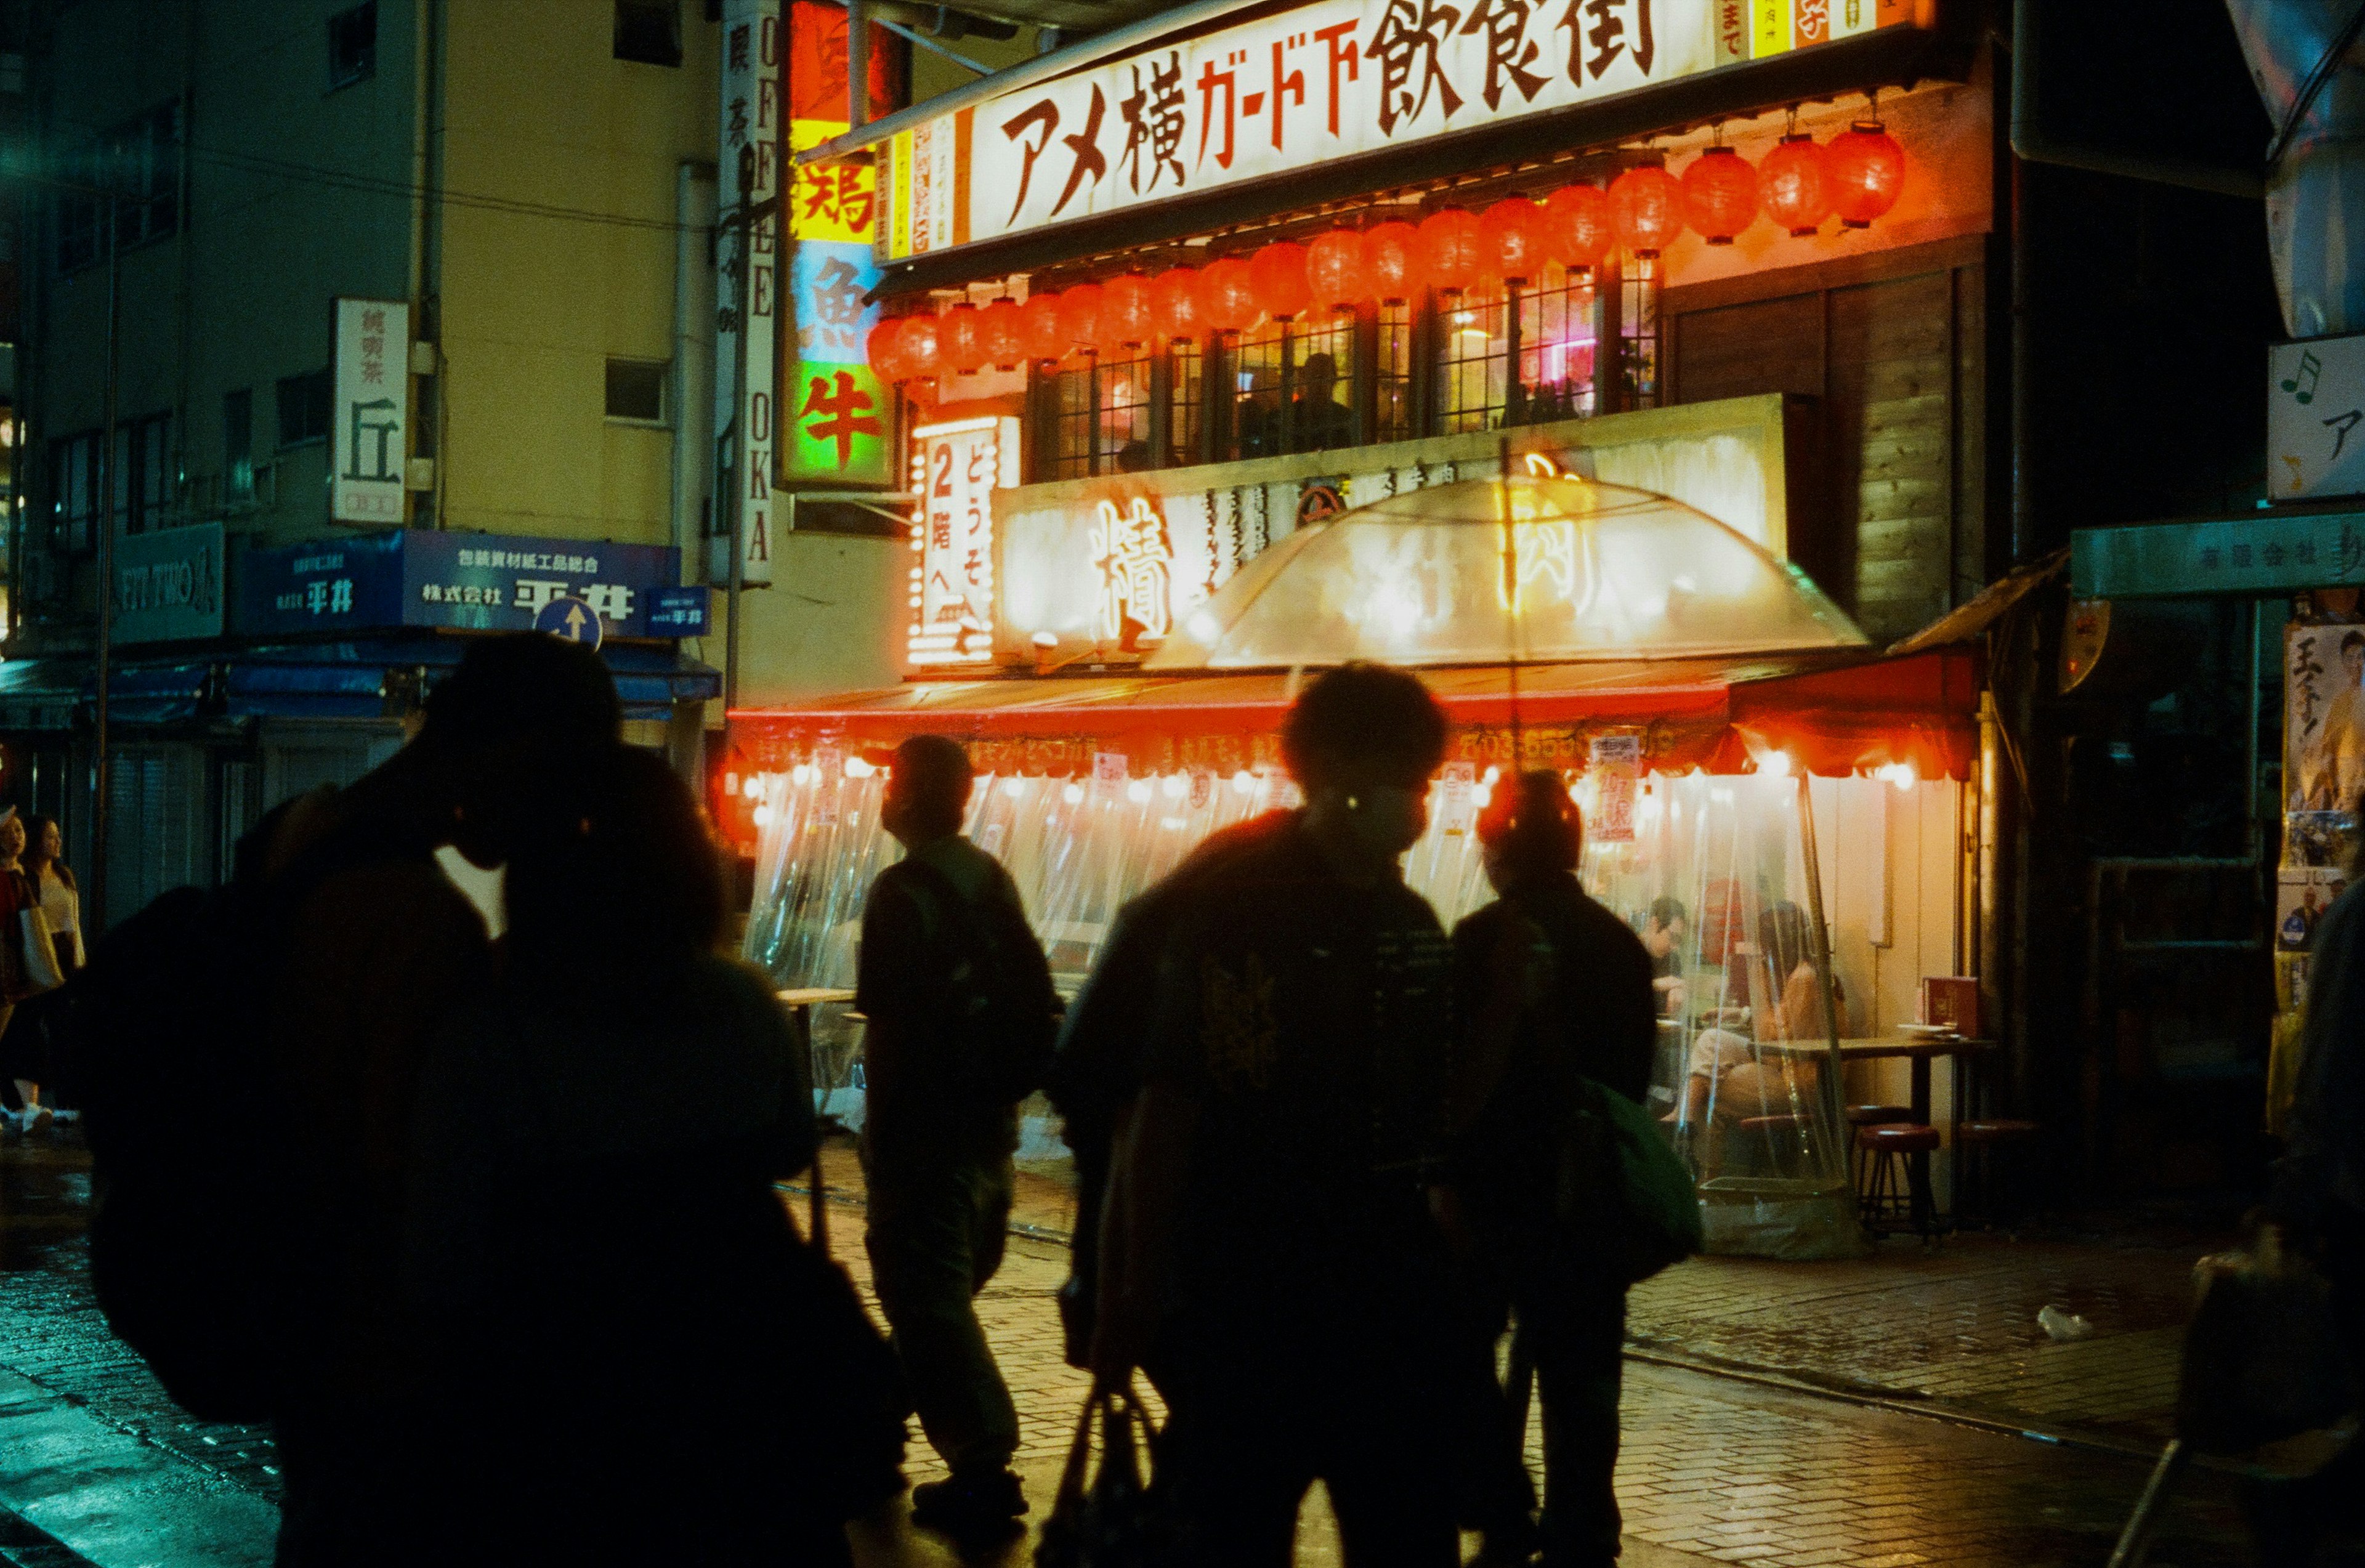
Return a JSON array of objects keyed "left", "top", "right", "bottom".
[
  {"left": 1093, "top": 663, "right": 1466, "bottom": 1568},
  {"left": 857, "top": 733, "right": 1058, "bottom": 1542},
  {"left": 0, "top": 810, "right": 51, "bottom": 1138},
  {"left": 405, "top": 745, "right": 897, "bottom": 1567},
  {"left": 1453, "top": 772, "right": 1657, "bottom": 1568}
]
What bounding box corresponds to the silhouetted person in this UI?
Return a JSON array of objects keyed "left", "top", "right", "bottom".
[
  {"left": 1094, "top": 663, "right": 1463, "bottom": 1568},
  {"left": 858, "top": 733, "right": 1055, "bottom": 1540},
  {"left": 261, "top": 634, "right": 618, "bottom": 1568},
  {"left": 1049, "top": 804, "right": 1298, "bottom": 1370},
  {"left": 405, "top": 745, "right": 887, "bottom": 1567},
  {"left": 1454, "top": 772, "right": 1655, "bottom": 1568},
  {"left": 1292, "top": 351, "right": 1354, "bottom": 452}
]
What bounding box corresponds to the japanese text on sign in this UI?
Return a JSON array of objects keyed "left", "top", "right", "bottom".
[
  {"left": 332, "top": 298, "right": 410, "bottom": 525},
  {"left": 887, "top": 0, "right": 1914, "bottom": 257},
  {"left": 908, "top": 418, "right": 1020, "bottom": 668},
  {"left": 718, "top": 0, "right": 782, "bottom": 584}
]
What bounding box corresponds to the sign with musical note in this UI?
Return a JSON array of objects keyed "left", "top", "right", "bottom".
[{"left": 2271, "top": 334, "right": 2365, "bottom": 500}]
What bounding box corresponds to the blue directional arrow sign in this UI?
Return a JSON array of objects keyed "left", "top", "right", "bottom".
[{"left": 534, "top": 593, "right": 603, "bottom": 652}]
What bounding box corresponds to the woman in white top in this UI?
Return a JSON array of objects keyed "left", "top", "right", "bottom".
[{"left": 5, "top": 816, "right": 79, "bottom": 1136}]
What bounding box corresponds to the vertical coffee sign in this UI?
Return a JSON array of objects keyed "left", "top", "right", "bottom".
[
  {"left": 716, "top": 0, "right": 781, "bottom": 585},
  {"left": 331, "top": 297, "right": 410, "bottom": 525},
  {"left": 783, "top": 2, "right": 891, "bottom": 488}
]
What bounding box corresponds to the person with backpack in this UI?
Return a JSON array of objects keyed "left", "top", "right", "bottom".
[
  {"left": 856, "top": 732, "right": 1057, "bottom": 1541},
  {"left": 1452, "top": 772, "right": 1661, "bottom": 1568},
  {"left": 1091, "top": 663, "right": 1467, "bottom": 1568}
]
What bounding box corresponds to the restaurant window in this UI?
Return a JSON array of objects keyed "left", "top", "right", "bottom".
[
  {"left": 224, "top": 389, "right": 254, "bottom": 503},
  {"left": 613, "top": 0, "right": 682, "bottom": 66},
  {"left": 328, "top": 1, "right": 377, "bottom": 89},
  {"left": 1227, "top": 323, "right": 1285, "bottom": 461},
  {"left": 1097, "top": 352, "right": 1154, "bottom": 473},
  {"left": 1437, "top": 283, "right": 1513, "bottom": 435},
  {"left": 1044, "top": 364, "right": 1094, "bottom": 479},
  {"left": 1167, "top": 341, "right": 1202, "bottom": 466},
  {"left": 1375, "top": 302, "right": 1415, "bottom": 445},
  {"left": 1518, "top": 264, "right": 1599, "bottom": 425},
  {"left": 1620, "top": 254, "right": 1662, "bottom": 410},
  {"left": 277, "top": 368, "right": 330, "bottom": 447},
  {"left": 1285, "top": 315, "right": 1355, "bottom": 455}
]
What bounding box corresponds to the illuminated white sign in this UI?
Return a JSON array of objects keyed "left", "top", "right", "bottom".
[
  {"left": 908, "top": 416, "right": 1021, "bottom": 667},
  {"left": 331, "top": 297, "right": 410, "bottom": 525},
  {"left": 888, "top": 0, "right": 1918, "bottom": 257}
]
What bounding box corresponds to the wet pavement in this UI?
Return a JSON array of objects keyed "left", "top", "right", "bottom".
[{"left": 0, "top": 1129, "right": 2261, "bottom": 1567}]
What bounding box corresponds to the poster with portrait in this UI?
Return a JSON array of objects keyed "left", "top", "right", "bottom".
[{"left": 2286, "top": 623, "right": 2365, "bottom": 865}]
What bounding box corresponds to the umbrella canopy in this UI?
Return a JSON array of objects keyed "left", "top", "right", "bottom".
[{"left": 1146, "top": 474, "right": 1867, "bottom": 670}]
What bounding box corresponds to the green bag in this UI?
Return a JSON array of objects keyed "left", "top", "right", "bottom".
[{"left": 1555, "top": 1077, "right": 1705, "bottom": 1285}]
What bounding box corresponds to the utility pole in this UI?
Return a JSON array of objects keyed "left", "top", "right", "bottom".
[{"left": 91, "top": 187, "right": 119, "bottom": 931}]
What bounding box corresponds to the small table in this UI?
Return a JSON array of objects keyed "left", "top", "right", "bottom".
[{"left": 1766, "top": 1035, "right": 1997, "bottom": 1225}]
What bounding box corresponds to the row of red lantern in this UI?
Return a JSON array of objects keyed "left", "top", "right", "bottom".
[{"left": 869, "top": 123, "right": 1905, "bottom": 382}]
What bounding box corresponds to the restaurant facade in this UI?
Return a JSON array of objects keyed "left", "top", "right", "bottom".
[{"left": 736, "top": 0, "right": 2024, "bottom": 1247}]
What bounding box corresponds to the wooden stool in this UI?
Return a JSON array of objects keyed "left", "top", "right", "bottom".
[
  {"left": 1859, "top": 1123, "right": 1941, "bottom": 1241},
  {"left": 1846, "top": 1104, "right": 1914, "bottom": 1198},
  {"left": 1952, "top": 1119, "right": 2040, "bottom": 1229}
]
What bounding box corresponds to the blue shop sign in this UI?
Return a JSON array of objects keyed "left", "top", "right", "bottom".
[
  {"left": 237, "top": 530, "right": 692, "bottom": 639},
  {"left": 648, "top": 586, "right": 711, "bottom": 636}
]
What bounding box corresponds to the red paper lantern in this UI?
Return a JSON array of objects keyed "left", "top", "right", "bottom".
[
  {"left": 1306, "top": 229, "right": 1371, "bottom": 311},
  {"left": 1250, "top": 240, "right": 1311, "bottom": 322},
  {"left": 1541, "top": 184, "right": 1613, "bottom": 273},
  {"left": 1101, "top": 273, "right": 1155, "bottom": 354},
  {"left": 1680, "top": 147, "right": 1759, "bottom": 246},
  {"left": 1056, "top": 283, "right": 1104, "bottom": 354},
  {"left": 1479, "top": 197, "right": 1548, "bottom": 285},
  {"left": 977, "top": 299, "right": 1024, "bottom": 368},
  {"left": 1827, "top": 119, "right": 1905, "bottom": 228},
  {"left": 940, "top": 304, "right": 986, "bottom": 373},
  {"left": 1365, "top": 220, "right": 1426, "bottom": 302},
  {"left": 1202, "top": 257, "right": 1259, "bottom": 332},
  {"left": 866, "top": 318, "right": 908, "bottom": 381},
  {"left": 1018, "top": 293, "right": 1067, "bottom": 363},
  {"left": 1150, "top": 267, "right": 1207, "bottom": 341},
  {"left": 1417, "top": 208, "right": 1485, "bottom": 294},
  {"left": 1609, "top": 164, "right": 1683, "bottom": 254},
  {"left": 897, "top": 313, "right": 943, "bottom": 381},
  {"left": 1759, "top": 134, "right": 1833, "bottom": 236}
]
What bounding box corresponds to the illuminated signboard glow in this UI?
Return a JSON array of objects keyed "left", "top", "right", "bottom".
[{"left": 908, "top": 417, "right": 1021, "bottom": 668}]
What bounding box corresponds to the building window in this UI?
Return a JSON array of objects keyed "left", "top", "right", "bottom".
[
  {"left": 47, "top": 430, "right": 97, "bottom": 552},
  {"left": 127, "top": 412, "right": 173, "bottom": 534},
  {"left": 1043, "top": 364, "right": 1091, "bottom": 479},
  {"left": 277, "top": 368, "right": 330, "bottom": 447},
  {"left": 55, "top": 164, "right": 98, "bottom": 273},
  {"left": 224, "top": 389, "right": 253, "bottom": 503},
  {"left": 614, "top": 0, "right": 682, "bottom": 65},
  {"left": 1285, "top": 316, "right": 1355, "bottom": 455},
  {"left": 1518, "top": 264, "right": 1599, "bottom": 425},
  {"left": 1375, "top": 302, "right": 1415, "bottom": 445},
  {"left": 53, "top": 102, "right": 180, "bottom": 273},
  {"left": 605, "top": 357, "right": 668, "bottom": 423},
  {"left": 1437, "top": 283, "right": 1513, "bottom": 435},
  {"left": 1226, "top": 324, "right": 1285, "bottom": 461},
  {"left": 1097, "top": 354, "right": 1154, "bottom": 473},
  {"left": 1620, "top": 254, "right": 1660, "bottom": 410},
  {"left": 328, "top": 1, "right": 378, "bottom": 89},
  {"left": 1168, "top": 341, "right": 1203, "bottom": 467}
]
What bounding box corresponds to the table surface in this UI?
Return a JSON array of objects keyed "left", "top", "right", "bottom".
[
  {"left": 776, "top": 987, "right": 857, "bottom": 1007},
  {"left": 1757, "top": 1035, "right": 1998, "bottom": 1060}
]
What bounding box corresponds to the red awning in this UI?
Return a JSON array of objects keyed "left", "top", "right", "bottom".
[{"left": 728, "top": 647, "right": 1981, "bottom": 780}]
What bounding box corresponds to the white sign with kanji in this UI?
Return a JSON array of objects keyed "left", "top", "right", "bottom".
[
  {"left": 331, "top": 297, "right": 410, "bottom": 525},
  {"left": 718, "top": 0, "right": 783, "bottom": 585},
  {"left": 1590, "top": 731, "right": 1642, "bottom": 843},
  {"left": 2271, "top": 334, "right": 2365, "bottom": 502},
  {"left": 907, "top": 416, "right": 1021, "bottom": 668}
]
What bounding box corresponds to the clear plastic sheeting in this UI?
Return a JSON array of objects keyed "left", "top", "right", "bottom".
[
  {"left": 1146, "top": 475, "right": 1866, "bottom": 671},
  {"left": 745, "top": 758, "right": 1866, "bottom": 1258}
]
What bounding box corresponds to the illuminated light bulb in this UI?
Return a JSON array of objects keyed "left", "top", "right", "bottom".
[
  {"left": 845, "top": 756, "right": 876, "bottom": 778},
  {"left": 1472, "top": 783, "right": 1492, "bottom": 808},
  {"left": 1126, "top": 779, "right": 1153, "bottom": 803},
  {"left": 752, "top": 805, "right": 774, "bottom": 826},
  {"left": 1062, "top": 783, "right": 1085, "bottom": 805},
  {"left": 1232, "top": 771, "right": 1255, "bottom": 795},
  {"left": 1001, "top": 777, "right": 1025, "bottom": 798},
  {"left": 1567, "top": 783, "right": 1584, "bottom": 804},
  {"left": 791, "top": 763, "right": 814, "bottom": 785},
  {"left": 1759, "top": 751, "right": 1792, "bottom": 778},
  {"left": 1482, "top": 765, "right": 1501, "bottom": 785},
  {"left": 1162, "top": 775, "right": 1187, "bottom": 799}
]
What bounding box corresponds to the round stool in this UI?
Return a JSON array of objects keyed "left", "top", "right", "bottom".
[
  {"left": 1859, "top": 1123, "right": 1941, "bottom": 1241},
  {"left": 1846, "top": 1105, "right": 1914, "bottom": 1197},
  {"left": 1952, "top": 1119, "right": 2040, "bottom": 1229}
]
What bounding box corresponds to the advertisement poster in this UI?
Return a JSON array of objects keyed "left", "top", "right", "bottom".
[
  {"left": 331, "top": 298, "right": 410, "bottom": 525},
  {"left": 2278, "top": 621, "right": 2364, "bottom": 1131},
  {"left": 905, "top": 416, "right": 1018, "bottom": 668},
  {"left": 1590, "top": 732, "right": 1643, "bottom": 844}
]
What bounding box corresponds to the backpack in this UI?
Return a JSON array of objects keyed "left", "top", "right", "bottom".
[
  {"left": 70, "top": 810, "right": 358, "bottom": 1422},
  {"left": 899, "top": 857, "right": 1060, "bottom": 1106}
]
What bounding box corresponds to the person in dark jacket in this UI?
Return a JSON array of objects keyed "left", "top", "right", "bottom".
[
  {"left": 1093, "top": 663, "right": 1466, "bottom": 1568},
  {"left": 857, "top": 733, "right": 1050, "bottom": 1540},
  {"left": 1048, "top": 805, "right": 1297, "bottom": 1370},
  {"left": 1453, "top": 770, "right": 1657, "bottom": 1568}
]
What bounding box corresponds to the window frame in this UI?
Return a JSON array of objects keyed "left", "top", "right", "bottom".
[
  {"left": 613, "top": 0, "right": 684, "bottom": 67},
  {"left": 604, "top": 357, "right": 671, "bottom": 426},
  {"left": 327, "top": 0, "right": 379, "bottom": 91},
  {"left": 223, "top": 388, "right": 255, "bottom": 504},
  {"left": 276, "top": 368, "right": 331, "bottom": 450}
]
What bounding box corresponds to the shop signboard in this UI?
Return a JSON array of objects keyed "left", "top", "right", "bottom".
[
  {"left": 2270, "top": 333, "right": 2365, "bottom": 501},
  {"left": 718, "top": 0, "right": 783, "bottom": 584},
  {"left": 884, "top": 0, "right": 1920, "bottom": 259},
  {"left": 112, "top": 522, "right": 225, "bottom": 644},
  {"left": 1590, "top": 732, "right": 1642, "bottom": 843},
  {"left": 331, "top": 298, "right": 410, "bottom": 525},
  {"left": 2072, "top": 509, "right": 2365, "bottom": 600},
  {"left": 236, "top": 530, "right": 689, "bottom": 641},
  {"left": 649, "top": 585, "right": 714, "bottom": 636},
  {"left": 907, "top": 416, "right": 1022, "bottom": 668}
]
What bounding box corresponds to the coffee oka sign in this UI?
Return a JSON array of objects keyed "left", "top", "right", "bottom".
[{"left": 887, "top": 0, "right": 1922, "bottom": 258}]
